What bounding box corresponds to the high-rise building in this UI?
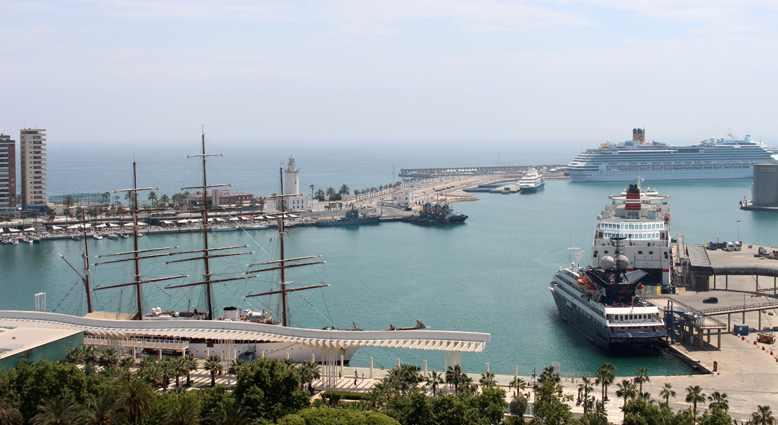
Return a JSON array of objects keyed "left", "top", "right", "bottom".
[
  {"left": 20, "top": 129, "right": 47, "bottom": 211},
  {"left": 0, "top": 134, "right": 16, "bottom": 215}
]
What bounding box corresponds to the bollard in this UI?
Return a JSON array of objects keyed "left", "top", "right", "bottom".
[
  {"left": 486, "top": 363, "right": 489, "bottom": 374},
  {"left": 397, "top": 358, "right": 401, "bottom": 367},
  {"left": 370, "top": 357, "right": 374, "bottom": 379},
  {"left": 312, "top": 353, "right": 315, "bottom": 363},
  {"left": 424, "top": 360, "right": 427, "bottom": 375}
]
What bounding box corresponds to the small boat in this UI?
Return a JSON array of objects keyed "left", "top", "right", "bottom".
[
  {"left": 93, "top": 234, "right": 103, "bottom": 240},
  {"left": 106, "top": 233, "right": 119, "bottom": 239},
  {"left": 120, "top": 233, "right": 130, "bottom": 238}
]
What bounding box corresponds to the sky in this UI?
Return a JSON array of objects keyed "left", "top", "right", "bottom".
[{"left": 1, "top": 0, "right": 777, "bottom": 149}]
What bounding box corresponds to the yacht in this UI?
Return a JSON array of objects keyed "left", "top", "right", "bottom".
[{"left": 518, "top": 168, "right": 545, "bottom": 193}]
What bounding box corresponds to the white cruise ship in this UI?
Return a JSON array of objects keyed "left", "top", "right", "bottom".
[
  {"left": 567, "top": 128, "right": 778, "bottom": 182},
  {"left": 518, "top": 168, "right": 545, "bottom": 193},
  {"left": 592, "top": 180, "right": 673, "bottom": 287}
]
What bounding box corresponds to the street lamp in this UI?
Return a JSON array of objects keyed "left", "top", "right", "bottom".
[{"left": 735, "top": 220, "right": 741, "bottom": 242}]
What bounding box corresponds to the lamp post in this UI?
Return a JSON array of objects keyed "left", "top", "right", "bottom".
[{"left": 736, "top": 220, "right": 741, "bottom": 242}]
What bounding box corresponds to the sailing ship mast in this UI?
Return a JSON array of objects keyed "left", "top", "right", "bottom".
[
  {"left": 92, "top": 159, "right": 187, "bottom": 319},
  {"left": 161, "top": 128, "right": 257, "bottom": 320},
  {"left": 59, "top": 214, "right": 94, "bottom": 313},
  {"left": 245, "top": 164, "right": 326, "bottom": 327}
]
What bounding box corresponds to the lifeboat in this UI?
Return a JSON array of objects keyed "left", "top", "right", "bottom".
[
  {"left": 664, "top": 164, "right": 673, "bottom": 169},
  {"left": 713, "top": 163, "right": 722, "bottom": 168},
  {"left": 653, "top": 164, "right": 663, "bottom": 169},
  {"left": 664, "top": 214, "right": 671, "bottom": 223},
  {"left": 584, "top": 283, "right": 596, "bottom": 291},
  {"left": 637, "top": 284, "right": 644, "bottom": 290},
  {"left": 577, "top": 278, "right": 588, "bottom": 286}
]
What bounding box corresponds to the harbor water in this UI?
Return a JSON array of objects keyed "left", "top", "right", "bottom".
[{"left": 3, "top": 145, "right": 775, "bottom": 377}]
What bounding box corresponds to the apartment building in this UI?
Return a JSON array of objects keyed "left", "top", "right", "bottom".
[
  {"left": 0, "top": 134, "right": 16, "bottom": 216},
  {"left": 20, "top": 129, "right": 47, "bottom": 211}
]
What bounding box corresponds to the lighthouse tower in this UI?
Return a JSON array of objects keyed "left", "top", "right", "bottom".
[{"left": 284, "top": 156, "right": 299, "bottom": 196}]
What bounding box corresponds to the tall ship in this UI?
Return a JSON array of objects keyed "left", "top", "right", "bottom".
[
  {"left": 592, "top": 180, "right": 673, "bottom": 288},
  {"left": 518, "top": 168, "right": 545, "bottom": 193},
  {"left": 549, "top": 240, "right": 668, "bottom": 351},
  {"left": 567, "top": 128, "right": 778, "bottom": 182}
]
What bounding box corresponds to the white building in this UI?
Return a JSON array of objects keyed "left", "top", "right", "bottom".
[
  {"left": 20, "top": 129, "right": 47, "bottom": 212},
  {"left": 283, "top": 156, "right": 309, "bottom": 210},
  {"left": 393, "top": 190, "right": 416, "bottom": 207}
]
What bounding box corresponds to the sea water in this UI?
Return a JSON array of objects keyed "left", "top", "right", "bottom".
[{"left": 2, "top": 144, "right": 773, "bottom": 377}]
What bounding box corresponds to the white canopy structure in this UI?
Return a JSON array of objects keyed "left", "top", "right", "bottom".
[
  {"left": 23, "top": 228, "right": 36, "bottom": 232},
  {"left": 0, "top": 310, "right": 490, "bottom": 354},
  {"left": 51, "top": 226, "right": 63, "bottom": 230},
  {"left": 8, "top": 228, "right": 20, "bottom": 232}
]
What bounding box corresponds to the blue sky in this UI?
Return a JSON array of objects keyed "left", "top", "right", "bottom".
[{"left": 1, "top": 0, "right": 777, "bottom": 148}]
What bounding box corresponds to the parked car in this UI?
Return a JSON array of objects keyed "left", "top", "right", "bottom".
[{"left": 703, "top": 297, "right": 719, "bottom": 304}]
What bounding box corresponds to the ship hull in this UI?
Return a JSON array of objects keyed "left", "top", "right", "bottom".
[
  {"left": 519, "top": 182, "right": 545, "bottom": 193},
  {"left": 315, "top": 216, "right": 381, "bottom": 227},
  {"left": 568, "top": 166, "right": 754, "bottom": 182},
  {"left": 550, "top": 284, "right": 666, "bottom": 352}
]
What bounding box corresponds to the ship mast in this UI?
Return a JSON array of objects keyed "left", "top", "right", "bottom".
[
  {"left": 59, "top": 214, "right": 94, "bottom": 313},
  {"left": 244, "top": 163, "right": 326, "bottom": 327},
  {"left": 92, "top": 159, "right": 188, "bottom": 319},
  {"left": 161, "top": 127, "right": 257, "bottom": 320}
]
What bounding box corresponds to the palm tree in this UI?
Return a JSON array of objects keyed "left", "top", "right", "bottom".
[
  {"left": 752, "top": 405, "right": 776, "bottom": 425},
  {"left": 684, "top": 385, "right": 706, "bottom": 416},
  {"left": 445, "top": 364, "right": 464, "bottom": 394},
  {"left": 338, "top": 184, "right": 350, "bottom": 198},
  {"left": 147, "top": 191, "right": 157, "bottom": 208},
  {"left": 173, "top": 358, "right": 190, "bottom": 387},
  {"left": 182, "top": 355, "right": 198, "bottom": 387},
  {"left": 353, "top": 189, "right": 360, "bottom": 200},
  {"left": 203, "top": 355, "right": 223, "bottom": 387},
  {"left": 577, "top": 376, "right": 595, "bottom": 415},
  {"left": 116, "top": 378, "right": 154, "bottom": 425},
  {"left": 119, "top": 356, "right": 134, "bottom": 370},
  {"left": 615, "top": 379, "right": 637, "bottom": 421},
  {"left": 595, "top": 363, "right": 616, "bottom": 402},
  {"left": 64, "top": 347, "right": 85, "bottom": 365},
  {"left": 206, "top": 400, "right": 253, "bottom": 425},
  {"left": 83, "top": 345, "right": 98, "bottom": 366},
  {"left": 63, "top": 196, "right": 75, "bottom": 210},
  {"left": 459, "top": 374, "right": 475, "bottom": 396},
  {"left": 298, "top": 361, "right": 321, "bottom": 393},
  {"left": 163, "top": 401, "right": 200, "bottom": 425},
  {"left": 227, "top": 359, "right": 248, "bottom": 376},
  {"left": 315, "top": 189, "right": 325, "bottom": 201},
  {"left": 160, "top": 194, "right": 170, "bottom": 208},
  {"left": 30, "top": 396, "right": 81, "bottom": 425},
  {"left": 509, "top": 376, "right": 527, "bottom": 395},
  {"left": 479, "top": 371, "right": 497, "bottom": 388},
  {"left": 426, "top": 371, "right": 444, "bottom": 396},
  {"left": 386, "top": 364, "right": 423, "bottom": 394},
  {"left": 0, "top": 391, "right": 22, "bottom": 425},
  {"left": 633, "top": 367, "right": 650, "bottom": 393},
  {"left": 707, "top": 391, "right": 729, "bottom": 412},
  {"left": 99, "top": 348, "right": 119, "bottom": 370},
  {"left": 82, "top": 393, "right": 118, "bottom": 425},
  {"left": 659, "top": 382, "right": 676, "bottom": 407}
]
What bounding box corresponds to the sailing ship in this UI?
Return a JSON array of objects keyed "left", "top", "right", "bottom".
[{"left": 67, "top": 132, "right": 422, "bottom": 362}]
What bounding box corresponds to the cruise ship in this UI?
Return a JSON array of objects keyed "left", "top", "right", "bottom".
[
  {"left": 549, "top": 242, "right": 668, "bottom": 351},
  {"left": 567, "top": 128, "right": 778, "bottom": 182},
  {"left": 592, "top": 181, "right": 673, "bottom": 288},
  {"left": 519, "top": 168, "right": 545, "bottom": 193}
]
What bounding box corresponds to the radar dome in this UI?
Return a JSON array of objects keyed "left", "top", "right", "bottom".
[
  {"left": 616, "top": 255, "right": 630, "bottom": 270},
  {"left": 600, "top": 256, "right": 615, "bottom": 270}
]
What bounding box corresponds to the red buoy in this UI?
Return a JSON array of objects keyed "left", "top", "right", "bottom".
[
  {"left": 742, "top": 336, "right": 745, "bottom": 341},
  {"left": 763, "top": 346, "right": 766, "bottom": 351},
  {"left": 754, "top": 341, "right": 758, "bottom": 345}
]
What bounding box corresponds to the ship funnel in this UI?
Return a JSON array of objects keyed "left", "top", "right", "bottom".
[{"left": 633, "top": 128, "right": 645, "bottom": 144}]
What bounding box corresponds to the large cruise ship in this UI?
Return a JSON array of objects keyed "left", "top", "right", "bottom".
[
  {"left": 592, "top": 181, "right": 673, "bottom": 288},
  {"left": 567, "top": 128, "right": 778, "bottom": 182}
]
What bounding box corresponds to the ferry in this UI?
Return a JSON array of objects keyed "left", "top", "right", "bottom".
[
  {"left": 592, "top": 180, "right": 673, "bottom": 288},
  {"left": 518, "top": 168, "right": 545, "bottom": 193},
  {"left": 567, "top": 128, "right": 778, "bottom": 182}
]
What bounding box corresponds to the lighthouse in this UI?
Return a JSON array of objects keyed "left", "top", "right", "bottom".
[{"left": 284, "top": 156, "right": 299, "bottom": 196}]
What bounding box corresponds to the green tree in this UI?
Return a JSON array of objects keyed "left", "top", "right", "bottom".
[
  {"left": 751, "top": 405, "right": 776, "bottom": 425},
  {"left": 623, "top": 398, "right": 661, "bottom": 425},
  {"left": 162, "top": 398, "right": 200, "bottom": 425},
  {"left": 659, "top": 382, "right": 676, "bottom": 407},
  {"left": 116, "top": 378, "right": 154, "bottom": 425},
  {"left": 182, "top": 355, "right": 197, "bottom": 387},
  {"left": 425, "top": 371, "right": 444, "bottom": 396},
  {"left": 509, "top": 393, "right": 529, "bottom": 418},
  {"left": 63, "top": 196, "right": 75, "bottom": 210},
  {"left": 684, "top": 385, "right": 706, "bottom": 417},
  {"left": 0, "top": 391, "right": 23, "bottom": 425},
  {"left": 633, "top": 367, "right": 650, "bottom": 393},
  {"left": 227, "top": 359, "right": 248, "bottom": 376},
  {"left": 205, "top": 400, "right": 253, "bottom": 425},
  {"left": 707, "top": 391, "right": 729, "bottom": 412},
  {"left": 479, "top": 371, "right": 496, "bottom": 388},
  {"left": 314, "top": 189, "right": 325, "bottom": 202},
  {"left": 297, "top": 361, "right": 321, "bottom": 393},
  {"left": 232, "top": 359, "right": 309, "bottom": 423},
  {"left": 616, "top": 379, "right": 637, "bottom": 422},
  {"left": 203, "top": 356, "right": 223, "bottom": 388},
  {"left": 530, "top": 366, "right": 572, "bottom": 425},
  {"left": 147, "top": 192, "right": 157, "bottom": 208},
  {"left": 30, "top": 396, "right": 81, "bottom": 425},
  {"left": 385, "top": 364, "right": 423, "bottom": 395},
  {"left": 82, "top": 392, "right": 118, "bottom": 425},
  {"left": 281, "top": 408, "right": 400, "bottom": 425},
  {"left": 445, "top": 364, "right": 463, "bottom": 395},
  {"left": 338, "top": 184, "right": 350, "bottom": 197},
  {"left": 577, "top": 376, "right": 595, "bottom": 415},
  {"left": 509, "top": 376, "right": 528, "bottom": 396},
  {"left": 595, "top": 363, "right": 615, "bottom": 402},
  {"left": 98, "top": 349, "right": 119, "bottom": 370}
]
